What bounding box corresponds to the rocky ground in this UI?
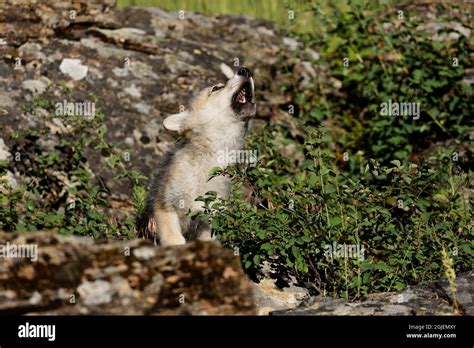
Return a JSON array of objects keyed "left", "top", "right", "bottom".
[
  {"left": 254, "top": 272, "right": 473, "bottom": 316},
  {"left": 0, "top": 1, "right": 472, "bottom": 316},
  {"left": 1, "top": 231, "right": 471, "bottom": 316}
]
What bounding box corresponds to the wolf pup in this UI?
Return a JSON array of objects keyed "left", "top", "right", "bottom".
[{"left": 137, "top": 67, "right": 256, "bottom": 246}]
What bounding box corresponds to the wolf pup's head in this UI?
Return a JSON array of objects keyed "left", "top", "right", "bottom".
[{"left": 163, "top": 67, "right": 256, "bottom": 135}]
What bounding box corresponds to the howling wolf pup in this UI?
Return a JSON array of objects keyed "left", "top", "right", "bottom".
[{"left": 137, "top": 67, "right": 256, "bottom": 246}]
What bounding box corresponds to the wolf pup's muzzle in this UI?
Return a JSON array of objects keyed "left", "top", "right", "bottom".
[{"left": 231, "top": 67, "right": 255, "bottom": 117}]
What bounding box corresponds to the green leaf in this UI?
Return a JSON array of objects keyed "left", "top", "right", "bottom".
[
  {"left": 393, "top": 282, "right": 405, "bottom": 291},
  {"left": 413, "top": 69, "right": 423, "bottom": 82},
  {"left": 328, "top": 216, "right": 342, "bottom": 226},
  {"left": 373, "top": 262, "right": 391, "bottom": 272},
  {"left": 253, "top": 254, "right": 261, "bottom": 265},
  {"left": 461, "top": 245, "right": 472, "bottom": 255},
  {"left": 360, "top": 262, "right": 373, "bottom": 271}
]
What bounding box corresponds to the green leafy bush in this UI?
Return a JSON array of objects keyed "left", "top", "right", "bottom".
[
  {"left": 298, "top": 3, "right": 472, "bottom": 162},
  {"left": 198, "top": 122, "right": 471, "bottom": 298},
  {"left": 195, "top": 3, "right": 473, "bottom": 298}
]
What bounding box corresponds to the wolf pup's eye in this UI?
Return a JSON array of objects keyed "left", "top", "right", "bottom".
[{"left": 210, "top": 85, "right": 224, "bottom": 93}]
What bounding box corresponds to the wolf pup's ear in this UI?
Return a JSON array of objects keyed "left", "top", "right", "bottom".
[{"left": 163, "top": 111, "right": 189, "bottom": 132}]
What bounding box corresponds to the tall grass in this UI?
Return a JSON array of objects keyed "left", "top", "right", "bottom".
[{"left": 116, "top": 0, "right": 391, "bottom": 33}]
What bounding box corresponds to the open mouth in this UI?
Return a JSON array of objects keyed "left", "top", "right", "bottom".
[{"left": 232, "top": 81, "right": 253, "bottom": 108}]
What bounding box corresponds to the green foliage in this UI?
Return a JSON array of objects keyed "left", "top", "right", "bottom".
[
  {"left": 0, "top": 90, "right": 143, "bottom": 239},
  {"left": 132, "top": 185, "right": 148, "bottom": 222},
  {"left": 198, "top": 123, "right": 472, "bottom": 299},
  {"left": 194, "top": 3, "right": 473, "bottom": 298},
  {"left": 299, "top": 3, "right": 472, "bottom": 163}
]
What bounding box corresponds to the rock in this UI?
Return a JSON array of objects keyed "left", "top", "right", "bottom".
[
  {"left": 124, "top": 84, "right": 142, "bottom": 98},
  {"left": 0, "top": 0, "right": 119, "bottom": 47},
  {"left": 59, "top": 59, "right": 89, "bottom": 81},
  {"left": 0, "top": 138, "right": 19, "bottom": 190},
  {"left": 132, "top": 102, "right": 151, "bottom": 114},
  {"left": 0, "top": 231, "right": 255, "bottom": 315},
  {"left": 18, "top": 42, "right": 47, "bottom": 63},
  {"left": 77, "top": 280, "right": 114, "bottom": 306},
  {"left": 22, "top": 77, "right": 51, "bottom": 95},
  {"left": 416, "top": 21, "right": 471, "bottom": 41},
  {"left": 0, "top": 171, "right": 18, "bottom": 190},
  {"left": 434, "top": 270, "right": 473, "bottom": 315},
  {"left": 270, "top": 273, "right": 473, "bottom": 316},
  {"left": 282, "top": 37, "right": 302, "bottom": 51},
  {"left": 253, "top": 278, "right": 311, "bottom": 315},
  {"left": 0, "top": 89, "right": 17, "bottom": 111},
  {"left": 304, "top": 47, "right": 320, "bottom": 62},
  {"left": 0, "top": 138, "right": 10, "bottom": 161}
]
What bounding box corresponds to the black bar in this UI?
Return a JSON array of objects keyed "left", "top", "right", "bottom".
[{"left": 0, "top": 316, "right": 471, "bottom": 346}]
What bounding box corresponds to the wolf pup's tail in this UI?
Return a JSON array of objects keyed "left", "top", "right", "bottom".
[{"left": 135, "top": 197, "right": 158, "bottom": 244}]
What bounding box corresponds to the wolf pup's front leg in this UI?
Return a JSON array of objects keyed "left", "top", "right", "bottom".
[{"left": 154, "top": 208, "right": 186, "bottom": 246}]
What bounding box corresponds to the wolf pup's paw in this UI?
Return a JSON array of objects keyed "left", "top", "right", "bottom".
[{"left": 160, "top": 233, "right": 186, "bottom": 246}]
